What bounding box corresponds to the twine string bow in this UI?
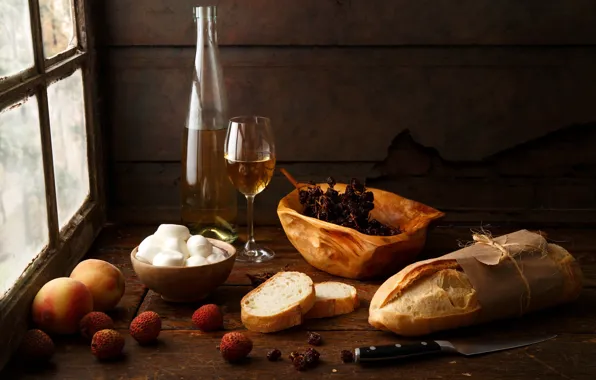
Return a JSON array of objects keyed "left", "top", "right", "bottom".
[{"left": 472, "top": 233, "right": 532, "bottom": 315}]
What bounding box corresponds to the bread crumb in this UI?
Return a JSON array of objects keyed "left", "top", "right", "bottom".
[
  {"left": 450, "top": 361, "right": 457, "bottom": 364},
  {"left": 332, "top": 369, "right": 338, "bottom": 373},
  {"left": 462, "top": 373, "right": 472, "bottom": 377}
]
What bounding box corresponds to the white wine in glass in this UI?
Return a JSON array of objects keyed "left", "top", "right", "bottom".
[
  {"left": 224, "top": 116, "right": 276, "bottom": 262},
  {"left": 225, "top": 154, "right": 276, "bottom": 196}
]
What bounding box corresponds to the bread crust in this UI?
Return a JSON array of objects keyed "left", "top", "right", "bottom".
[
  {"left": 369, "top": 258, "right": 460, "bottom": 311},
  {"left": 544, "top": 243, "right": 583, "bottom": 304},
  {"left": 369, "top": 306, "right": 481, "bottom": 337},
  {"left": 241, "top": 272, "right": 316, "bottom": 333},
  {"left": 304, "top": 282, "right": 359, "bottom": 319},
  {"left": 369, "top": 241, "right": 583, "bottom": 336}
]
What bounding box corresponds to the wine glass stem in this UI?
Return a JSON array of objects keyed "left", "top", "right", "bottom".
[{"left": 245, "top": 195, "right": 257, "bottom": 252}]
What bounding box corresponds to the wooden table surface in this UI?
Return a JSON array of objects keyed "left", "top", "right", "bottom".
[{"left": 4, "top": 224, "right": 596, "bottom": 379}]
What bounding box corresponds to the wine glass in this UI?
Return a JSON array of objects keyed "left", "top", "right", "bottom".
[{"left": 224, "top": 116, "right": 276, "bottom": 262}]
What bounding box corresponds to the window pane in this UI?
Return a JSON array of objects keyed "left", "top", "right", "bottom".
[
  {"left": 48, "top": 69, "right": 89, "bottom": 228},
  {"left": 0, "top": 0, "right": 35, "bottom": 78},
  {"left": 0, "top": 97, "right": 49, "bottom": 298},
  {"left": 39, "top": 0, "right": 77, "bottom": 58}
]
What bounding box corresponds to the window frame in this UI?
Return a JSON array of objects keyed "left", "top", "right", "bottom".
[{"left": 0, "top": 0, "right": 105, "bottom": 369}]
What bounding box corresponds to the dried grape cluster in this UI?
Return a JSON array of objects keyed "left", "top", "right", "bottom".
[
  {"left": 267, "top": 348, "right": 282, "bottom": 361},
  {"left": 307, "top": 331, "right": 322, "bottom": 346},
  {"left": 298, "top": 177, "right": 400, "bottom": 236},
  {"left": 289, "top": 348, "right": 321, "bottom": 371}
]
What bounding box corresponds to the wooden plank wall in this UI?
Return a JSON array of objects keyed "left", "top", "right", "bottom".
[{"left": 96, "top": 0, "right": 596, "bottom": 226}]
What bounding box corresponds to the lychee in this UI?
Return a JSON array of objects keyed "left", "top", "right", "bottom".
[
  {"left": 18, "top": 329, "right": 55, "bottom": 362},
  {"left": 80, "top": 312, "right": 114, "bottom": 340},
  {"left": 129, "top": 311, "right": 161, "bottom": 344},
  {"left": 192, "top": 304, "right": 223, "bottom": 332},
  {"left": 219, "top": 332, "right": 253, "bottom": 362},
  {"left": 91, "top": 329, "right": 124, "bottom": 360}
]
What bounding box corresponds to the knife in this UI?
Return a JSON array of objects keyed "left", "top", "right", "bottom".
[{"left": 354, "top": 334, "right": 556, "bottom": 363}]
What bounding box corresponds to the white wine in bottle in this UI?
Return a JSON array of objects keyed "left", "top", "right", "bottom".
[
  {"left": 182, "top": 128, "right": 238, "bottom": 241},
  {"left": 181, "top": 6, "right": 237, "bottom": 242}
]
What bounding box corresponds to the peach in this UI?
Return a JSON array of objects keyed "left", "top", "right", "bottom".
[
  {"left": 70, "top": 259, "right": 125, "bottom": 311},
  {"left": 31, "top": 277, "right": 94, "bottom": 335}
]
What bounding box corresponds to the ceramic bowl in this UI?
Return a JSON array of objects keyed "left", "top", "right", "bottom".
[
  {"left": 130, "top": 238, "right": 236, "bottom": 302},
  {"left": 277, "top": 183, "right": 444, "bottom": 280}
]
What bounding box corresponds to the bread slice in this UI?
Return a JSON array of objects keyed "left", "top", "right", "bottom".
[
  {"left": 304, "top": 282, "right": 359, "bottom": 319},
  {"left": 241, "top": 271, "right": 315, "bottom": 333}
]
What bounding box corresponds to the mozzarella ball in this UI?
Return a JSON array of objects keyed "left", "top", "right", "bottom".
[
  {"left": 152, "top": 250, "right": 185, "bottom": 267},
  {"left": 162, "top": 237, "right": 191, "bottom": 259},
  {"left": 185, "top": 255, "right": 208, "bottom": 267},
  {"left": 136, "top": 245, "right": 161, "bottom": 264},
  {"left": 154, "top": 224, "right": 191, "bottom": 241},
  {"left": 139, "top": 234, "right": 163, "bottom": 253},
  {"left": 187, "top": 235, "right": 213, "bottom": 258}
]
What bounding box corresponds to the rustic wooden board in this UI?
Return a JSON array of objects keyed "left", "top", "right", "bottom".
[
  {"left": 105, "top": 47, "right": 596, "bottom": 162},
  {"left": 4, "top": 331, "right": 595, "bottom": 379},
  {"left": 137, "top": 285, "right": 596, "bottom": 335},
  {"left": 89, "top": 224, "right": 596, "bottom": 314},
  {"left": 93, "top": 225, "right": 596, "bottom": 334},
  {"left": 131, "top": 225, "right": 596, "bottom": 333},
  {"left": 4, "top": 225, "right": 596, "bottom": 378},
  {"left": 101, "top": 0, "right": 596, "bottom": 46}
]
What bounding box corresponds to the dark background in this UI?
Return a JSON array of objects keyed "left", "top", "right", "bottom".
[{"left": 94, "top": 0, "right": 596, "bottom": 226}]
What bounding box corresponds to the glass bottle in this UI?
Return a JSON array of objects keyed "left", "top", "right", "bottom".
[{"left": 181, "top": 5, "right": 238, "bottom": 242}]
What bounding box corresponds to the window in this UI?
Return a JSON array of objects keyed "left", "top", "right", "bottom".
[{"left": 0, "top": 0, "right": 104, "bottom": 368}]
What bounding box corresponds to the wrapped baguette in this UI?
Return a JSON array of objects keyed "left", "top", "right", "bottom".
[{"left": 369, "top": 230, "right": 583, "bottom": 336}]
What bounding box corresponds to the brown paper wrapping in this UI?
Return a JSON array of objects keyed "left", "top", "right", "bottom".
[
  {"left": 443, "top": 230, "right": 568, "bottom": 322},
  {"left": 369, "top": 229, "right": 583, "bottom": 336}
]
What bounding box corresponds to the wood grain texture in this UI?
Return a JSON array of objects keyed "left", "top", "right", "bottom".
[
  {"left": 4, "top": 331, "right": 596, "bottom": 379},
  {"left": 4, "top": 224, "right": 596, "bottom": 378},
  {"left": 91, "top": 224, "right": 596, "bottom": 290},
  {"left": 109, "top": 162, "right": 373, "bottom": 225},
  {"left": 109, "top": 161, "right": 596, "bottom": 225},
  {"left": 101, "top": 0, "right": 596, "bottom": 46},
  {"left": 94, "top": 224, "right": 596, "bottom": 257},
  {"left": 103, "top": 46, "right": 596, "bottom": 225},
  {"left": 137, "top": 285, "right": 596, "bottom": 335},
  {"left": 277, "top": 182, "right": 444, "bottom": 279},
  {"left": 130, "top": 224, "right": 596, "bottom": 333},
  {"left": 105, "top": 47, "right": 596, "bottom": 162}
]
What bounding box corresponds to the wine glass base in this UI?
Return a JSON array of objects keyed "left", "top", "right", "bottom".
[{"left": 235, "top": 246, "right": 275, "bottom": 263}]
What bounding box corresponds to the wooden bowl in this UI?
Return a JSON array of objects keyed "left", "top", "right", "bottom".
[
  {"left": 277, "top": 183, "right": 444, "bottom": 280},
  {"left": 130, "top": 239, "right": 236, "bottom": 302}
]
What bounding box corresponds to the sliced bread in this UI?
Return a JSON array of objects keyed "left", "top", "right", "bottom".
[
  {"left": 241, "top": 271, "right": 316, "bottom": 333},
  {"left": 305, "top": 282, "right": 359, "bottom": 319}
]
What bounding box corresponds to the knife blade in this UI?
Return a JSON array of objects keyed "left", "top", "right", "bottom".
[{"left": 354, "top": 334, "right": 556, "bottom": 363}]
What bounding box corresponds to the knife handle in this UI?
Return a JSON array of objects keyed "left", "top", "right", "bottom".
[{"left": 355, "top": 341, "right": 442, "bottom": 363}]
